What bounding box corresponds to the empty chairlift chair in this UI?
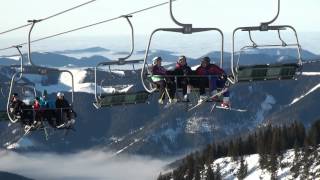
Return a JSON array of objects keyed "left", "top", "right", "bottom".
[
  {"left": 93, "top": 60, "right": 150, "bottom": 108},
  {"left": 230, "top": 0, "right": 302, "bottom": 84},
  {"left": 92, "top": 15, "right": 149, "bottom": 109}
]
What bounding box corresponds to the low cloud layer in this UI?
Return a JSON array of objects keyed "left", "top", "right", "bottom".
[{"left": 0, "top": 150, "right": 171, "bottom": 180}]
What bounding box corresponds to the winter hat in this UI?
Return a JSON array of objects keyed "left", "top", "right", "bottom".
[
  {"left": 12, "top": 93, "right": 19, "bottom": 97},
  {"left": 152, "top": 56, "right": 162, "bottom": 64},
  {"left": 202, "top": 56, "right": 211, "bottom": 63},
  {"left": 57, "top": 92, "right": 64, "bottom": 97},
  {"left": 178, "top": 55, "right": 186, "bottom": 62},
  {"left": 42, "top": 90, "right": 48, "bottom": 97}
]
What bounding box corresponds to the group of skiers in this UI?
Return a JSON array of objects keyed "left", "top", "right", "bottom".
[
  {"left": 151, "top": 56, "right": 230, "bottom": 108},
  {"left": 9, "top": 90, "right": 75, "bottom": 129}
]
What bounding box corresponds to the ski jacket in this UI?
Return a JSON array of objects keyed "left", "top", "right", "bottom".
[
  {"left": 55, "top": 98, "right": 70, "bottom": 109},
  {"left": 10, "top": 99, "right": 24, "bottom": 113},
  {"left": 196, "top": 64, "right": 225, "bottom": 76},
  {"left": 151, "top": 65, "right": 167, "bottom": 82},
  {"left": 174, "top": 63, "right": 192, "bottom": 76},
  {"left": 39, "top": 97, "right": 49, "bottom": 108},
  {"left": 33, "top": 102, "right": 40, "bottom": 111}
]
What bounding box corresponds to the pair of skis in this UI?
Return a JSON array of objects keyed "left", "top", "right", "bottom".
[{"left": 187, "top": 87, "right": 247, "bottom": 112}]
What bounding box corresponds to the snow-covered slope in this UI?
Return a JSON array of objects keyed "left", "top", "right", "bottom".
[{"left": 200, "top": 147, "right": 320, "bottom": 180}]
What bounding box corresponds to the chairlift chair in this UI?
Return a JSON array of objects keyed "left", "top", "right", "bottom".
[
  {"left": 141, "top": 0, "right": 225, "bottom": 94},
  {"left": 6, "top": 20, "right": 75, "bottom": 125},
  {"left": 230, "top": 0, "right": 303, "bottom": 83},
  {"left": 93, "top": 15, "right": 149, "bottom": 109}
]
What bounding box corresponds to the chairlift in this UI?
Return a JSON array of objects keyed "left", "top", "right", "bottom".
[
  {"left": 230, "top": 0, "right": 303, "bottom": 83},
  {"left": 6, "top": 20, "right": 76, "bottom": 128},
  {"left": 141, "top": 0, "right": 225, "bottom": 94},
  {"left": 93, "top": 15, "right": 149, "bottom": 109}
]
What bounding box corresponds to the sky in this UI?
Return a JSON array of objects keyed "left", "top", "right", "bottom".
[
  {"left": 0, "top": 0, "right": 319, "bottom": 38},
  {"left": 0, "top": 0, "right": 319, "bottom": 55}
]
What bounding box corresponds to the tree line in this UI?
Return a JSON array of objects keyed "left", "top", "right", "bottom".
[{"left": 158, "top": 120, "right": 320, "bottom": 180}]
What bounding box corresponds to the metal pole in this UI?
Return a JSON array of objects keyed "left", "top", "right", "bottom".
[
  {"left": 169, "top": 0, "right": 190, "bottom": 28},
  {"left": 261, "top": 0, "right": 280, "bottom": 26},
  {"left": 277, "top": 30, "right": 287, "bottom": 46},
  {"left": 118, "top": 15, "right": 134, "bottom": 62},
  {"left": 13, "top": 45, "right": 24, "bottom": 79},
  {"left": 248, "top": 31, "right": 258, "bottom": 47},
  {"left": 7, "top": 72, "right": 20, "bottom": 123},
  {"left": 27, "top": 20, "right": 38, "bottom": 66}
]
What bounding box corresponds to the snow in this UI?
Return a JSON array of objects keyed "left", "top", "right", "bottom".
[
  {"left": 115, "top": 138, "right": 141, "bottom": 155},
  {"left": 255, "top": 95, "right": 276, "bottom": 123},
  {"left": 5, "top": 138, "right": 34, "bottom": 150},
  {"left": 194, "top": 146, "right": 320, "bottom": 179},
  {"left": 200, "top": 148, "right": 320, "bottom": 180},
  {"left": 289, "top": 83, "right": 320, "bottom": 106},
  {"left": 301, "top": 72, "right": 320, "bottom": 76},
  {"left": 23, "top": 68, "right": 133, "bottom": 95},
  {"left": 162, "top": 128, "right": 181, "bottom": 143},
  {"left": 185, "top": 117, "right": 214, "bottom": 134}
]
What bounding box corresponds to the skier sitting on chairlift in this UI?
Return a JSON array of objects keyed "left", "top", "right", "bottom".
[
  {"left": 40, "top": 90, "right": 56, "bottom": 127},
  {"left": 151, "top": 56, "right": 176, "bottom": 104},
  {"left": 9, "top": 93, "right": 25, "bottom": 120},
  {"left": 55, "top": 92, "right": 75, "bottom": 128},
  {"left": 173, "top": 55, "right": 193, "bottom": 102},
  {"left": 32, "top": 97, "right": 42, "bottom": 126},
  {"left": 195, "top": 57, "right": 230, "bottom": 108}
]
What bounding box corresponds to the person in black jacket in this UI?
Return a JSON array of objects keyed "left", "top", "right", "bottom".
[
  {"left": 9, "top": 93, "right": 25, "bottom": 120},
  {"left": 55, "top": 92, "right": 71, "bottom": 127},
  {"left": 174, "top": 56, "right": 193, "bottom": 101}
]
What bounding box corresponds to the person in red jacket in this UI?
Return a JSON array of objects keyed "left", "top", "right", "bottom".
[
  {"left": 32, "top": 97, "right": 41, "bottom": 125},
  {"left": 195, "top": 57, "right": 230, "bottom": 107}
]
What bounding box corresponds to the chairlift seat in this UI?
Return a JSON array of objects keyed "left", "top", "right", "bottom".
[
  {"left": 94, "top": 91, "right": 150, "bottom": 108},
  {"left": 237, "top": 63, "right": 299, "bottom": 82}
]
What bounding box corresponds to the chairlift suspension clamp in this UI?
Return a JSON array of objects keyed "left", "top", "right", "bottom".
[
  {"left": 27, "top": 19, "right": 42, "bottom": 24},
  {"left": 182, "top": 24, "right": 193, "bottom": 34},
  {"left": 260, "top": 23, "right": 269, "bottom": 31},
  {"left": 118, "top": 58, "right": 126, "bottom": 65}
]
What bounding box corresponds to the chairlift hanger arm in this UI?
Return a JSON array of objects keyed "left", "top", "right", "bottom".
[
  {"left": 117, "top": 15, "right": 134, "bottom": 62},
  {"left": 261, "top": 0, "right": 280, "bottom": 26},
  {"left": 12, "top": 45, "right": 24, "bottom": 79},
  {"left": 27, "top": 20, "right": 41, "bottom": 66}
]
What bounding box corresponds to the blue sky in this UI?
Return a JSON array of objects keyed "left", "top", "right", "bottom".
[
  {"left": 0, "top": 0, "right": 319, "bottom": 56},
  {"left": 0, "top": 0, "right": 319, "bottom": 38}
]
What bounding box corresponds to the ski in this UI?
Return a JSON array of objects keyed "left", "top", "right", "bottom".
[
  {"left": 215, "top": 105, "right": 247, "bottom": 112},
  {"left": 188, "top": 88, "right": 228, "bottom": 112}
]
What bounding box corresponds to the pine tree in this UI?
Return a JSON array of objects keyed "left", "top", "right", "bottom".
[
  {"left": 215, "top": 164, "right": 222, "bottom": 180},
  {"left": 236, "top": 156, "right": 248, "bottom": 180},
  {"left": 290, "top": 141, "right": 301, "bottom": 179},
  {"left": 258, "top": 152, "right": 268, "bottom": 170},
  {"left": 301, "top": 146, "right": 311, "bottom": 179},
  {"left": 206, "top": 165, "right": 215, "bottom": 180},
  {"left": 194, "top": 166, "right": 201, "bottom": 180},
  {"left": 268, "top": 153, "right": 278, "bottom": 180},
  {"left": 185, "top": 154, "right": 195, "bottom": 180},
  {"left": 308, "top": 120, "right": 320, "bottom": 147}
]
